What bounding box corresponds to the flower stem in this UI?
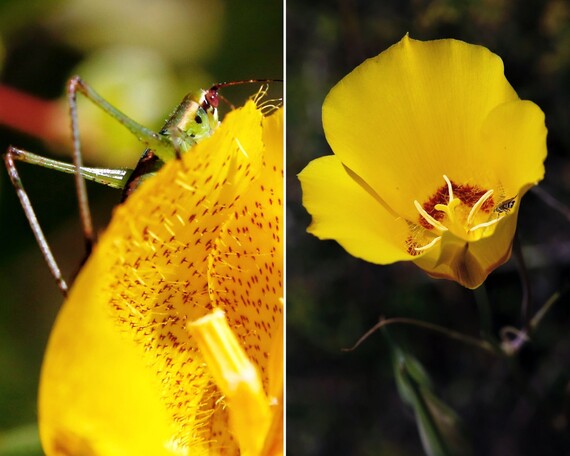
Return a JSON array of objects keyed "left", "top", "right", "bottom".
[
  {"left": 342, "top": 316, "right": 496, "bottom": 354},
  {"left": 530, "top": 286, "right": 567, "bottom": 331}
]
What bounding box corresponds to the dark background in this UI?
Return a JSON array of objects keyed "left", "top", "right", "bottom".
[
  {"left": 287, "top": 1, "right": 570, "bottom": 455},
  {"left": 0, "top": 0, "right": 282, "bottom": 452}
]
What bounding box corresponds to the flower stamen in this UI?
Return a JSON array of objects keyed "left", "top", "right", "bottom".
[
  {"left": 443, "top": 174, "right": 454, "bottom": 203},
  {"left": 189, "top": 309, "right": 271, "bottom": 455},
  {"left": 466, "top": 189, "right": 494, "bottom": 228},
  {"left": 469, "top": 217, "right": 502, "bottom": 232},
  {"left": 434, "top": 197, "right": 461, "bottom": 223},
  {"left": 414, "top": 235, "right": 442, "bottom": 252},
  {"left": 414, "top": 200, "right": 448, "bottom": 232},
  {"left": 413, "top": 175, "right": 500, "bottom": 244}
]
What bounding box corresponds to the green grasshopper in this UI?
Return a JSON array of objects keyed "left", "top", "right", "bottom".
[{"left": 3, "top": 76, "right": 277, "bottom": 296}]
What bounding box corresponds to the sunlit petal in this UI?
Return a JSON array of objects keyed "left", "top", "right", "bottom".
[
  {"left": 299, "top": 155, "right": 413, "bottom": 265},
  {"left": 40, "top": 101, "right": 283, "bottom": 454}
]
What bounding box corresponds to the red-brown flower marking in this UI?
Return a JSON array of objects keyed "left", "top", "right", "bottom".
[{"left": 419, "top": 180, "right": 495, "bottom": 230}]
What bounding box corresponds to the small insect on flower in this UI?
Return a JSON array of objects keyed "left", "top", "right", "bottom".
[
  {"left": 495, "top": 197, "right": 517, "bottom": 214},
  {"left": 3, "top": 76, "right": 280, "bottom": 296}
]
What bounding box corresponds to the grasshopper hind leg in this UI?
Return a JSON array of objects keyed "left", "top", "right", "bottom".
[
  {"left": 3, "top": 146, "right": 69, "bottom": 296},
  {"left": 3, "top": 75, "right": 166, "bottom": 297},
  {"left": 3, "top": 145, "right": 133, "bottom": 296}
]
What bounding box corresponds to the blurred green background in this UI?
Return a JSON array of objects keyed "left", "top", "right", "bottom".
[
  {"left": 287, "top": 1, "right": 569, "bottom": 455},
  {"left": 0, "top": 0, "right": 282, "bottom": 453}
]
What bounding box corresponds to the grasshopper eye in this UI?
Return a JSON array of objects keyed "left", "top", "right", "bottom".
[{"left": 206, "top": 89, "right": 219, "bottom": 108}]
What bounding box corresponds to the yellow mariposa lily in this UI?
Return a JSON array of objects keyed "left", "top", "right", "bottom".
[
  {"left": 39, "top": 100, "right": 283, "bottom": 455},
  {"left": 299, "top": 35, "right": 547, "bottom": 288}
]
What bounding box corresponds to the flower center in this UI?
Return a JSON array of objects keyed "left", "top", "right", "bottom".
[{"left": 406, "top": 175, "right": 516, "bottom": 255}]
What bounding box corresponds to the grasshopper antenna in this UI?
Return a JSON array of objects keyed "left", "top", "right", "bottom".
[{"left": 203, "top": 79, "right": 282, "bottom": 110}]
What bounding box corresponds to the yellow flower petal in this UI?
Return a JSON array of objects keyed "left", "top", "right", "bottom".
[
  {"left": 208, "top": 106, "right": 283, "bottom": 375},
  {"left": 39, "top": 100, "right": 283, "bottom": 454},
  {"left": 38, "top": 254, "right": 179, "bottom": 456},
  {"left": 205, "top": 106, "right": 283, "bottom": 453},
  {"left": 261, "top": 303, "right": 283, "bottom": 456},
  {"left": 322, "top": 34, "right": 520, "bottom": 221},
  {"left": 480, "top": 99, "right": 547, "bottom": 196},
  {"left": 299, "top": 155, "right": 413, "bottom": 264},
  {"left": 412, "top": 205, "right": 518, "bottom": 289},
  {"left": 303, "top": 35, "right": 547, "bottom": 288}
]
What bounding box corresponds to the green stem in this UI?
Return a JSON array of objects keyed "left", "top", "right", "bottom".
[
  {"left": 399, "top": 360, "right": 451, "bottom": 456},
  {"left": 342, "top": 316, "right": 496, "bottom": 354}
]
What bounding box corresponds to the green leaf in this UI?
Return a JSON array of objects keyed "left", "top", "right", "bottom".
[{"left": 386, "top": 332, "right": 473, "bottom": 456}]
